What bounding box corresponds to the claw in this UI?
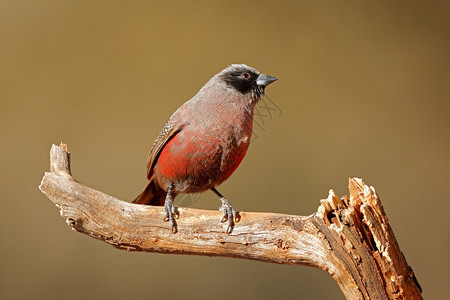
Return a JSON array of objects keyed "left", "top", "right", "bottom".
[
  {"left": 219, "top": 198, "right": 239, "bottom": 233},
  {"left": 211, "top": 187, "right": 240, "bottom": 233},
  {"left": 163, "top": 188, "right": 178, "bottom": 233}
]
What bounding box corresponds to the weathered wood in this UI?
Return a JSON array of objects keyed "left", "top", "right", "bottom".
[{"left": 39, "top": 143, "right": 422, "bottom": 299}]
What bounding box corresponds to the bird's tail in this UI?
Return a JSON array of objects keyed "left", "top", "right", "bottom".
[{"left": 133, "top": 180, "right": 167, "bottom": 206}]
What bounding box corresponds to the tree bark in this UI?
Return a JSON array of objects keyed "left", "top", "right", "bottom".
[{"left": 39, "top": 143, "right": 422, "bottom": 299}]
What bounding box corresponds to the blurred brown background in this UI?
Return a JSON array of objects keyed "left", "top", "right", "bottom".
[{"left": 1, "top": 1, "right": 449, "bottom": 299}]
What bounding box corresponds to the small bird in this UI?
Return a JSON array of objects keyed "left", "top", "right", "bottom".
[{"left": 134, "top": 64, "right": 277, "bottom": 233}]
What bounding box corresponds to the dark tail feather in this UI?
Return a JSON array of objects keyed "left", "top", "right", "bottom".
[{"left": 133, "top": 180, "right": 166, "bottom": 206}]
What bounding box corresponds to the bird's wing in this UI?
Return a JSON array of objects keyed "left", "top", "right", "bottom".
[{"left": 147, "top": 120, "right": 183, "bottom": 179}]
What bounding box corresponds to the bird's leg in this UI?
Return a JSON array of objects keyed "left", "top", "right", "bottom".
[
  {"left": 211, "top": 187, "right": 239, "bottom": 233},
  {"left": 163, "top": 183, "right": 179, "bottom": 233}
]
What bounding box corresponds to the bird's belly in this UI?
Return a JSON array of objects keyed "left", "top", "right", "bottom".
[{"left": 154, "top": 130, "right": 249, "bottom": 193}]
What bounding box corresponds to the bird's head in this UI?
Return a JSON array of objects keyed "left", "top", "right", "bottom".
[{"left": 219, "top": 64, "right": 277, "bottom": 101}]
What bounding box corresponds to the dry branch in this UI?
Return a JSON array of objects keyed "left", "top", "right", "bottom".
[{"left": 39, "top": 144, "right": 422, "bottom": 299}]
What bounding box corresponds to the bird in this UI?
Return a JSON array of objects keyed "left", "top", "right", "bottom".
[{"left": 133, "top": 64, "right": 277, "bottom": 233}]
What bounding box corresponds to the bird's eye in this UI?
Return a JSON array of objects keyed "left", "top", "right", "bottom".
[{"left": 241, "top": 73, "right": 250, "bottom": 79}]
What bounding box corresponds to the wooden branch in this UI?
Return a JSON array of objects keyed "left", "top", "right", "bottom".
[{"left": 39, "top": 144, "right": 422, "bottom": 299}]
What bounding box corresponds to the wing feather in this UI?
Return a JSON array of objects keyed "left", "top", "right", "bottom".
[{"left": 146, "top": 120, "right": 183, "bottom": 179}]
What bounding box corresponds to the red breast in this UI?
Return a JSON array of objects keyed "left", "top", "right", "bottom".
[{"left": 154, "top": 100, "right": 254, "bottom": 193}]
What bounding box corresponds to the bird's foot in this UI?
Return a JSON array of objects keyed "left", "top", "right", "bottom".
[
  {"left": 219, "top": 198, "right": 240, "bottom": 233},
  {"left": 163, "top": 197, "right": 179, "bottom": 233}
]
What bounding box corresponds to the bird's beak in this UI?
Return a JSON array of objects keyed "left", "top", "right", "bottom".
[{"left": 256, "top": 74, "right": 277, "bottom": 86}]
